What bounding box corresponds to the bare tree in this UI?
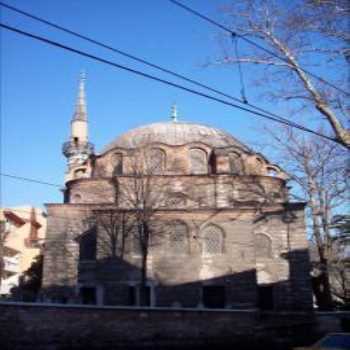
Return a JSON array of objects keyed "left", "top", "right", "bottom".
[
  {"left": 115, "top": 147, "right": 171, "bottom": 305},
  {"left": 327, "top": 215, "right": 350, "bottom": 304},
  {"left": 213, "top": 0, "right": 350, "bottom": 147},
  {"left": 264, "top": 125, "right": 348, "bottom": 308},
  {"left": 88, "top": 148, "right": 170, "bottom": 305},
  {"left": 91, "top": 209, "right": 133, "bottom": 260}
]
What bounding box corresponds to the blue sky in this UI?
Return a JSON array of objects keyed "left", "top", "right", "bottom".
[{"left": 0, "top": 0, "right": 333, "bottom": 209}]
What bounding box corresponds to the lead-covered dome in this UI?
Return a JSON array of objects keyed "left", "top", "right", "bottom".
[{"left": 102, "top": 121, "right": 250, "bottom": 152}]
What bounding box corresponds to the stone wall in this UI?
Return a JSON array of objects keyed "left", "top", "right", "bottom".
[
  {"left": 254, "top": 205, "right": 313, "bottom": 310},
  {"left": 67, "top": 174, "right": 287, "bottom": 206},
  {"left": 0, "top": 302, "right": 321, "bottom": 350},
  {"left": 42, "top": 202, "right": 312, "bottom": 310}
]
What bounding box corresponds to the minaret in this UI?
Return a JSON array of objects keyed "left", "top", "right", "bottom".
[{"left": 62, "top": 72, "right": 94, "bottom": 183}]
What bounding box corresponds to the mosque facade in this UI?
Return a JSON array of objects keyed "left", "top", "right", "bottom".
[{"left": 42, "top": 75, "right": 313, "bottom": 310}]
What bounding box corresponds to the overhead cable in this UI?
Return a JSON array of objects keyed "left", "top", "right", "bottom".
[
  {"left": 0, "top": 23, "right": 338, "bottom": 144},
  {"left": 1, "top": 172, "right": 62, "bottom": 188},
  {"left": 0, "top": 1, "right": 336, "bottom": 135},
  {"left": 168, "top": 0, "right": 350, "bottom": 97}
]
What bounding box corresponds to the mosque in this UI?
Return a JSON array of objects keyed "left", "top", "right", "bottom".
[{"left": 42, "top": 74, "right": 313, "bottom": 310}]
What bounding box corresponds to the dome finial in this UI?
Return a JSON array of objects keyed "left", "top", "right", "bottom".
[{"left": 171, "top": 103, "right": 178, "bottom": 122}]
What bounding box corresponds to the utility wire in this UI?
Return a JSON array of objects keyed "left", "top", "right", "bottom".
[
  {"left": 1, "top": 173, "right": 62, "bottom": 188},
  {"left": 0, "top": 1, "right": 320, "bottom": 135},
  {"left": 0, "top": 23, "right": 338, "bottom": 144},
  {"left": 168, "top": 0, "right": 350, "bottom": 97}
]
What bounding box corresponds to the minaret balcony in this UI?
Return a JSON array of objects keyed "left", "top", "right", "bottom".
[{"left": 62, "top": 141, "right": 94, "bottom": 158}]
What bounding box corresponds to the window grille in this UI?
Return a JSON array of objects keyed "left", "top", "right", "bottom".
[
  {"left": 255, "top": 234, "right": 272, "bottom": 259},
  {"left": 132, "top": 227, "right": 142, "bottom": 255},
  {"left": 229, "top": 152, "right": 243, "bottom": 175},
  {"left": 166, "top": 194, "right": 186, "bottom": 208},
  {"left": 149, "top": 148, "right": 165, "bottom": 174},
  {"left": 202, "top": 226, "right": 223, "bottom": 255},
  {"left": 169, "top": 222, "right": 188, "bottom": 253},
  {"left": 190, "top": 148, "right": 207, "bottom": 174}
]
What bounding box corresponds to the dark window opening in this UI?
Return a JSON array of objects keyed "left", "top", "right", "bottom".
[
  {"left": 258, "top": 286, "right": 274, "bottom": 310},
  {"left": 80, "top": 286, "right": 96, "bottom": 305},
  {"left": 202, "top": 286, "right": 226, "bottom": 309},
  {"left": 79, "top": 228, "right": 97, "bottom": 261},
  {"left": 139, "top": 286, "right": 151, "bottom": 307},
  {"left": 209, "top": 153, "right": 217, "bottom": 174},
  {"left": 128, "top": 286, "right": 137, "bottom": 306},
  {"left": 112, "top": 153, "right": 123, "bottom": 176}
]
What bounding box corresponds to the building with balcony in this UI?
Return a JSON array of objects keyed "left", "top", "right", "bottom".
[{"left": 0, "top": 207, "right": 46, "bottom": 296}]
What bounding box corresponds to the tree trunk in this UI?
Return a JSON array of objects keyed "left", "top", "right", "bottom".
[
  {"left": 139, "top": 222, "right": 149, "bottom": 306},
  {"left": 311, "top": 218, "right": 332, "bottom": 309},
  {"left": 309, "top": 187, "right": 333, "bottom": 309}
]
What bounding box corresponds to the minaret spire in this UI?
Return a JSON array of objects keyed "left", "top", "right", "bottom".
[
  {"left": 73, "top": 71, "right": 87, "bottom": 122},
  {"left": 70, "top": 71, "right": 89, "bottom": 143},
  {"left": 63, "top": 72, "right": 94, "bottom": 183},
  {"left": 171, "top": 103, "right": 178, "bottom": 122}
]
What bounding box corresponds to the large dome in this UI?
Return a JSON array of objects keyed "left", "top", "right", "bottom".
[{"left": 102, "top": 121, "right": 251, "bottom": 152}]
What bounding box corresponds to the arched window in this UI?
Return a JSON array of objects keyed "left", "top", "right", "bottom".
[
  {"left": 149, "top": 148, "right": 166, "bottom": 174},
  {"left": 79, "top": 227, "right": 97, "bottom": 261},
  {"left": 189, "top": 148, "right": 207, "bottom": 174},
  {"left": 72, "top": 193, "right": 82, "bottom": 203},
  {"left": 112, "top": 153, "right": 123, "bottom": 176},
  {"left": 202, "top": 225, "right": 224, "bottom": 255},
  {"left": 229, "top": 152, "right": 243, "bottom": 175},
  {"left": 255, "top": 234, "right": 272, "bottom": 259},
  {"left": 169, "top": 221, "right": 188, "bottom": 254},
  {"left": 74, "top": 169, "right": 86, "bottom": 178}
]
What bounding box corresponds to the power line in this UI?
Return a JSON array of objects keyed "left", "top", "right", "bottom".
[
  {"left": 0, "top": 23, "right": 338, "bottom": 144},
  {"left": 0, "top": 1, "right": 322, "bottom": 135},
  {"left": 168, "top": 0, "right": 350, "bottom": 97},
  {"left": 1, "top": 173, "right": 62, "bottom": 188}
]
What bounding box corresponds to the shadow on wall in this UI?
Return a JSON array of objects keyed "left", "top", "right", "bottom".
[{"left": 38, "top": 246, "right": 313, "bottom": 311}]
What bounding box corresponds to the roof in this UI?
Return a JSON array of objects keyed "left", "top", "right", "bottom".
[{"left": 101, "top": 121, "right": 251, "bottom": 153}]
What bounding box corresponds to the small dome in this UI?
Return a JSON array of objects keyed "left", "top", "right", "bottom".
[{"left": 102, "top": 122, "right": 250, "bottom": 152}]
